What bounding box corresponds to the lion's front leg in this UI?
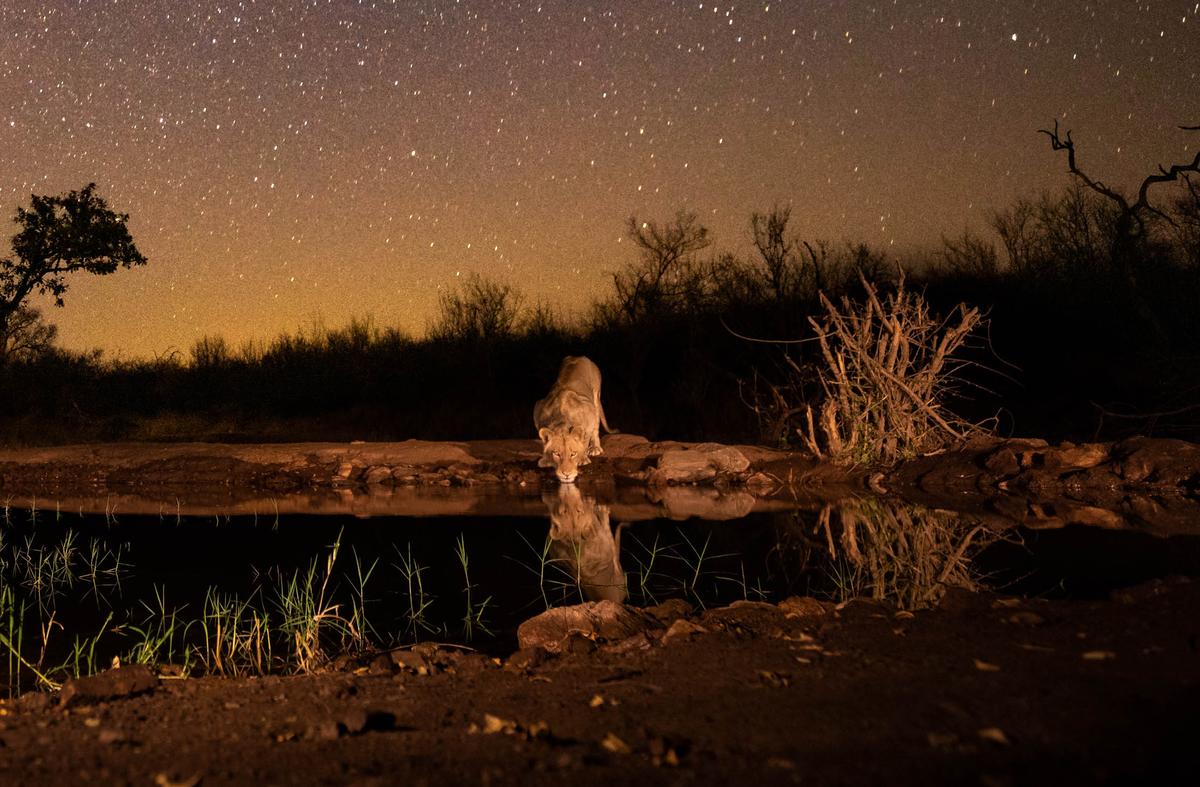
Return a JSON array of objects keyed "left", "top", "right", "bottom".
[{"left": 588, "top": 421, "right": 604, "bottom": 457}]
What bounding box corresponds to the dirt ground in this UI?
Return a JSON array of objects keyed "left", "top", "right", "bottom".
[
  {"left": 0, "top": 577, "right": 1195, "bottom": 786},
  {"left": 0, "top": 435, "right": 1197, "bottom": 785}
]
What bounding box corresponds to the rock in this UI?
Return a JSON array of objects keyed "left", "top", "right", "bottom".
[
  {"left": 701, "top": 601, "right": 784, "bottom": 634},
  {"left": 653, "top": 446, "right": 750, "bottom": 484},
  {"left": 643, "top": 598, "right": 694, "bottom": 625},
  {"left": 1115, "top": 436, "right": 1200, "bottom": 486},
  {"left": 363, "top": 466, "right": 394, "bottom": 485},
  {"left": 392, "top": 440, "right": 480, "bottom": 467},
  {"left": 661, "top": 619, "right": 707, "bottom": 645},
  {"left": 389, "top": 649, "right": 432, "bottom": 675},
  {"left": 778, "top": 596, "right": 829, "bottom": 618},
  {"left": 601, "top": 433, "right": 652, "bottom": 455},
  {"left": 505, "top": 647, "right": 550, "bottom": 671},
  {"left": 1057, "top": 443, "right": 1109, "bottom": 469},
  {"left": 983, "top": 448, "right": 1020, "bottom": 476},
  {"left": 59, "top": 664, "right": 158, "bottom": 708},
  {"left": 744, "top": 472, "right": 779, "bottom": 491},
  {"left": 605, "top": 632, "right": 655, "bottom": 654},
  {"left": 517, "top": 601, "right": 654, "bottom": 653}
]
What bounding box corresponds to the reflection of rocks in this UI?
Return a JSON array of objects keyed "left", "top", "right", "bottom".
[
  {"left": 544, "top": 485, "right": 627, "bottom": 603},
  {"left": 653, "top": 486, "right": 756, "bottom": 521}
]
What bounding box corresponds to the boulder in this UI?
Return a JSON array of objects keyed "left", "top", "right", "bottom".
[
  {"left": 653, "top": 446, "right": 750, "bottom": 484},
  {"left": 517, "top": 601, "right": 654, "bottom": 653},
  {"left": 59, "top": 664, "right": 158, "bottom": 708}
]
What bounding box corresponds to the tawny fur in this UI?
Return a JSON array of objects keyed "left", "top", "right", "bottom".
[{"left": 533, "top": 356, "right": 613, "bottom": 483}]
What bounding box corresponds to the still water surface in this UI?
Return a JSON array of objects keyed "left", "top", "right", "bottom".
[{"left": 1, "top": 484, "right": 1197, "bottom": 691}]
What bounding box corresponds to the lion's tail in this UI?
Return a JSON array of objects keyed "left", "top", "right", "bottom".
[{"left": 599, "top": 400, "right": 617, "bottom": 434}]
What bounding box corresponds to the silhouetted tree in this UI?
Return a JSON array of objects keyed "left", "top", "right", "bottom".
[
  {"left": 0, "top": 183, "right": 146, "bottom": 365},
  {"left": 0, "top": 306, "right": 57, "bottom": 364},
  {"left": 939, "top": 231, "right": 1000, "bottom": 280},
  {"left": 991, "top": 185, "right": 1115, "bottom": 280},
  {"left": 428, "top": 273, "right": 523, "bottom": 342},
  {"left": 1171, "top": 174, "right": 1200, "bottom": 269},
  {"left": 612, "top": 210, "right": 711, "bottom": 320},
  {"left": 751, "top": 205, "right": 800, "bottom": 300},
  {"left": 1041, "top": 121, "right": 1199, "bottom": 274}
]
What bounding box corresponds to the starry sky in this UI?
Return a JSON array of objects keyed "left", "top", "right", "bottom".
[{"left": 1, "top": 1, "right": 1196, "bottom": 358}]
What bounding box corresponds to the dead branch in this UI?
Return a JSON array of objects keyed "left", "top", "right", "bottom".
[{"left": 1040, "top": 120, "right": 1200, "bottom": 237}]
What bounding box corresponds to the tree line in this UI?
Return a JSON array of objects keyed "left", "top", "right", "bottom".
[{"left": 2, "top": 125, "right": 1198, "bottom": 444}]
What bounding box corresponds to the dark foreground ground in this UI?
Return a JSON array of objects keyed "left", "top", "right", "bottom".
[{"left": 0, "top": 577, "right": 1195, "bottom": 786}]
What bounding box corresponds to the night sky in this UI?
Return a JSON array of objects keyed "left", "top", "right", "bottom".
[{"left": 1, "top": 1, "right": 1195, "bottom": 358}]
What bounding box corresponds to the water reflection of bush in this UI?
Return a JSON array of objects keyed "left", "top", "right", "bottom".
[{"left": 776, "top": 498, "right": 993, "bottom": 609}]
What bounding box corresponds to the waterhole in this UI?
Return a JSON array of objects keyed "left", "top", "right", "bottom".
[{"left": 1, "top": 485, "right": 1197, "bottom": 693}]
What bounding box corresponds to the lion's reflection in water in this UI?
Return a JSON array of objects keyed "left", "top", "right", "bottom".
[{"left": 542, "top": 484, "right": 627, "bottom": 603}]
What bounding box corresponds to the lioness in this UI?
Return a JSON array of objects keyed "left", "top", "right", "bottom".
[
  {"left": 533, "top": 355, "right": 612, "bottom": 483},
  {"left": 544, "top": 485, "right": 627, "bottom": 603}
]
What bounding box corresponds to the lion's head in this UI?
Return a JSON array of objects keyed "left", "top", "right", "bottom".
[{"left": 538, "top": 425, "right": 590, "bottom": 483}]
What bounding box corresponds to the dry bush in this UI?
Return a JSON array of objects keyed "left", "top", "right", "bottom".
[
  {"left": 796, "top": 274, "right": 987, "bottom": 464},
  {"left": 819, "top": 498, "right": 990, "bottom": 609}
]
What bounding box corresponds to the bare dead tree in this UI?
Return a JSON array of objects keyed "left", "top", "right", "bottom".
[
  {"left": 1041, "top": 122, "right": 1200, "bottom": 342},
  {"left": 1040, "top": 120, "right": 1200, "bottom": 249}
]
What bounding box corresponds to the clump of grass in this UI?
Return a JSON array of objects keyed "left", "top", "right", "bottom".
[
  {"left": 200, "top": 588, "right": 272, "bottom": 677},
  {"left": 122, "top": 588, "right": 195, "bottom": 674},
  {"left": 274, "top": 529, "right": 361, "bottom": 672},
  {"left": 670, "top": 531, "right": 738, "bottom": 609},
  {"left": 454, "top": 534, "right": 492, "bottom": 641},
  {"left": 0, "top": 585, "right": 68, "bottom": 694},
  {"left": 394, "top": 543, "right": 439, "bottom": 640},
  {"left": 625, "top": 532, "right": 665, "bottom": 606}
]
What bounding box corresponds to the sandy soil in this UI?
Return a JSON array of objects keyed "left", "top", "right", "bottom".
[{"left": 0, "top": 578, "right": 1195, "bottom": 786}]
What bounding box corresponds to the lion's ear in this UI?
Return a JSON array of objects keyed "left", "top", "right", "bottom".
[{"left": 538, "top": 427, "right": 551, "bottom": 444}]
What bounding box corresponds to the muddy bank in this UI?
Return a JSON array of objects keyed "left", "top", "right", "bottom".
[
  {"left": 0, "top": 433, "right": 801, "bottom": 495},
  {"left": 0, "top": 578, "right": 1194, "bottom": 786},
  {"left": 0, "top": 434, "right": 1197, "bottom": 535}
]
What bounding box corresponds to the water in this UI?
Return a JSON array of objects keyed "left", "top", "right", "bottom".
[{"left": 1, "top": 484, "right": 1198, "bottom": 693}]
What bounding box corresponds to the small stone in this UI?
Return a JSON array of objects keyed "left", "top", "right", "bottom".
[
  {"left": 1082, "top": 650, "right": 1117, "bottom": 661},
  {"left": 661, "top": 619, "right": 708, "bottom": 645},
  {"left": 390, "top": 649, "right": 431, "bottom": 675},
  {"left": 601, "top": 732, "right": 631, "bottom": 754},
  {"left": 363, "top": 466, "right": 393, "bottom": 485},
  {"left": 505, "top": 648, "right": 549, "bottom": 671},
  {"left": 1005, "top": 611, "right": 1045, "bottom": 626},
  {"left": 978, "top": 727, "right": 1011, "bottom": 746},
  {"left": 97, "top": 728, "right": 127, "bottom": 745}
]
